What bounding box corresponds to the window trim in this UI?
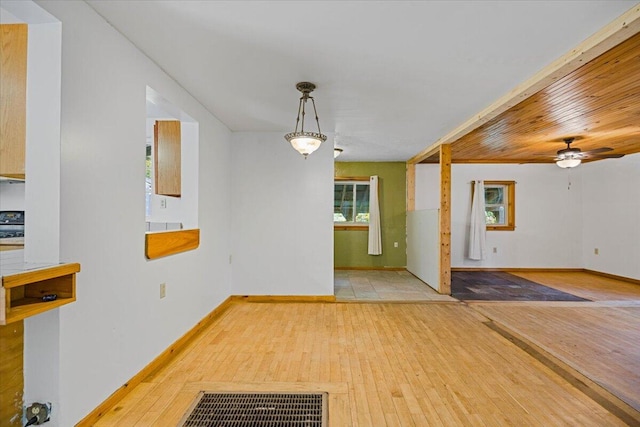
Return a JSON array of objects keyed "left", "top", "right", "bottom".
[
  {"left": 483, "top": 180, "right": 515, "bottom": 231},
  {"left": 334, "top": 224, "right": 369, "bottom": 231},
  {"left": 334, "top": 176, "right": 370, "bottom": 230}
]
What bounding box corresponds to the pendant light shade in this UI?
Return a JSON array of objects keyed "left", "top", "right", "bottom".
[
  {"left": 334, "top": 148, "right": 343, "bottom": 158},
  {"left": 284, "top": 82, "right": 327, "bottom": 158}
]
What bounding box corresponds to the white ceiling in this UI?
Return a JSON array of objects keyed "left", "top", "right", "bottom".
[{"left": 87, "top": 0, "right": 637, "bottom": 161}]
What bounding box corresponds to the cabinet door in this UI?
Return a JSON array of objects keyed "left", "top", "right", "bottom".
[
  {"left": 0, "top": 24, "right": 28, "bottom": 179},
  {"left": 154, "top": 120, "right": 181, "bottom": 197}
]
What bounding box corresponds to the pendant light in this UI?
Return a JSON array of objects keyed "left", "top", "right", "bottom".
[{"left": 284, "top": 82, "right": 327, "bottom": 158}]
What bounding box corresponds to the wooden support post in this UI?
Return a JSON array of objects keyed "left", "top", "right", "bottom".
[
  {"left": 439, "top": 145, "right": 451, "bottom": 295},
  {"left": 406, "top": 163, "right": 415, "bottom": 212}
]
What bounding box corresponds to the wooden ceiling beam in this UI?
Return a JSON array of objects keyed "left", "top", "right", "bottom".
[{"left": 407, "top": 3, "right": 640, "bottom": 165}]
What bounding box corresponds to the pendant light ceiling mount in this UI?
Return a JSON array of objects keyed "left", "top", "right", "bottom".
[
  {"left": 294, "top": 81, "right": 316, "bottom": 95},
  {"left": 284, "top": 82, "right": 327, "bottom": 158}
]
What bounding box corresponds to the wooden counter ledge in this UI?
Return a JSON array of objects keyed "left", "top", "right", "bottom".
[{"left": 1, "top": 262, "right": 80, "bottom": 325}]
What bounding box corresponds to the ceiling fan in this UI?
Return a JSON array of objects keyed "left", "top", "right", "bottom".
[{"left": 554, "top": 137, "right": 624, "bottom": 168}]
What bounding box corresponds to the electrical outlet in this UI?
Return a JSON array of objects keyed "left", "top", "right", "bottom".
[
  {"left": 394, "top": 242, "right": 398, "bottom": 248},
  {"left": 594, "top": 248, "right": 599, "bottom": 255},
  {"left": 160, "top": 198, "right": 167, "bottom": 209},
  {"left": 160, "top": 283, "right": 166, "bottom": 299},
  {"left": 493, "top": 247, "right": 497, "bottom": 254},
  {"left": 25, "top": 402, "right": 51, "bottom": 425}
]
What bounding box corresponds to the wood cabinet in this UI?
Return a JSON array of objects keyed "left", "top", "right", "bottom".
[
  {"left": 1, "top": 263, "right": 80, "bottom": 325},
  {"left": 0, "top": 24, "right": 28, "bottom": 179},
  {"left": 154, "top": 120, "right": 181, "bottom": 196}
]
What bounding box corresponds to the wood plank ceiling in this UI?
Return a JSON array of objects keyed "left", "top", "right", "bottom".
[{"left": 421, "top": 31, "right": 640, "bottom": 164}]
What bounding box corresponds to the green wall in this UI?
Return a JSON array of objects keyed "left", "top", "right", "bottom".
[{"left": 334, "top": 162, "right": 406, "bottom": 268}]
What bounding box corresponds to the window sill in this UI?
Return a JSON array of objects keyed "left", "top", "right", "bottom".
[
  {"left": 145, "top": 228, "right": 200, "bottom": 259},
  {"left": 334, "top": 225, "right": 369, "bottom": 231},
  {"left": 487, "top": 225, "right": 515, "bottom": 231}
]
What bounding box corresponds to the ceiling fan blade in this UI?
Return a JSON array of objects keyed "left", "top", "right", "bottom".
[
  {"left": 582, "top": 147, "right": 613, "bottom": 155},
  {"left": 590, "top": 153, "right": 625, "bottom": 159}
]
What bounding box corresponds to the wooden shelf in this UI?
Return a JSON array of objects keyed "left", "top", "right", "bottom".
[
  {"left": 145, "top": 229, "right": 199, "bottom": 259},
  {"left": 1, "top": 262, "right": 80, "bottom": 325}
]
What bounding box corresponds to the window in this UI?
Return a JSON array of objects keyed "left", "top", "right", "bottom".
[
  {"left": 334, "top": 179, "right": 370, "bottom": 229},
  {"left": 484, "top": 181, "right": 515, "bottom": 231}
]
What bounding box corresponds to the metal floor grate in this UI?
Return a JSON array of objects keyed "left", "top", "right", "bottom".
[{"left": 180, "top": 392, "right": 327, "bottom": 426}]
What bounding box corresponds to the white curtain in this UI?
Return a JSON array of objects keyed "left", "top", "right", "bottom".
[
  {"left": 468, "top": 180, "right": 487, "bottom": 260},
  {"left": 368, "top": 175, "right": 382, "bottom": 255}
]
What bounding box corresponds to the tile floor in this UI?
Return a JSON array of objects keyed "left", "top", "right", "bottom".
[{"left": 334, "top": 269, "right": 456, "bottom": 301}]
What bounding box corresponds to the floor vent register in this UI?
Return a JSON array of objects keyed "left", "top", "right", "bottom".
[{"left": 179, "top": 392, "right": 327, "bottom": 426}]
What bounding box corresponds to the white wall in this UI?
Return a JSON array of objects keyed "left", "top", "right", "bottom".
[
  {"left": 581, "top": 153, "right": 640, "bottom": 280},
  {"left": 23, "top": 20, "right": 62, "bottom": 426},
  {"left": 0, "top": 182, "right": 25, "bottom": 210},
  {"left": 32, "top": 2, "right": 232, "bottom": 425},
  {"left": 23, "top": 21, "right": 61, "bottom": 264},
  {"left": 415, "top": 165, "right": 441, "bottom": 210},
  {"left": 416, "top": 163, "right": 583, "bottom": 268},
  {"left": 415, "top": 159, "right": 639, "bottom": 279},
  {"left": 407, "top": 209, "right": 440, "bottom": 291},
  {"left": 231, "top": 132, "right": 334, "bottom": 296}
]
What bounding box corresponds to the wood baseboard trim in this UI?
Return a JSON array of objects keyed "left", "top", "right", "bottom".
[
  {"left": 584, "top": 269, "right": 640, "bottom": 286},
  {"left": 334, "top": 266, "right": 406, "bottom": 271},
  {"left": 230, "top": 295, "right": 336, "bottom": 303},
  {"left": 452, "top": 267, "right": 583, "bottom": 273},
  {"left": 76, "top": 296, "right": 235, "bottom": 427}
]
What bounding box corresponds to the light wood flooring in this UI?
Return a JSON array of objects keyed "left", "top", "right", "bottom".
[
  {"left": 472, "top": 271, "right": 640, "bottom": 414},
  {"left": 94, "top": 271, "right": 640, "bottom": 426}
]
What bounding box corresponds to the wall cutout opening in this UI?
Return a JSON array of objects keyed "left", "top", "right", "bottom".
[
  {"left": 0, "top": 2, "right": 62, "bottom": 264},
  {"left": 145, "top": 86, "right": 199, "bottom": 258}
]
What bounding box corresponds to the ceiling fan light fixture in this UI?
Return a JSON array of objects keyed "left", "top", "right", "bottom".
[
  {"left": 555, "top": 137, "right": 582, "bottom": 168},
  {"left": 556, "top": 157, "right": 581, "bottom": 168},
  {"left": 284, "top": 82, "right": 327, "bottom": 158}
]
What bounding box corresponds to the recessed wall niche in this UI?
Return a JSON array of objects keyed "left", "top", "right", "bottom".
[{"left": 145, "top": 87, "right": 199, "bottom": 258}]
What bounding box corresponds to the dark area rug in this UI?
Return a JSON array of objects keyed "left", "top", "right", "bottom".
[{"left": 451, "top": 271, "right": 590, "bottom": 301}]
